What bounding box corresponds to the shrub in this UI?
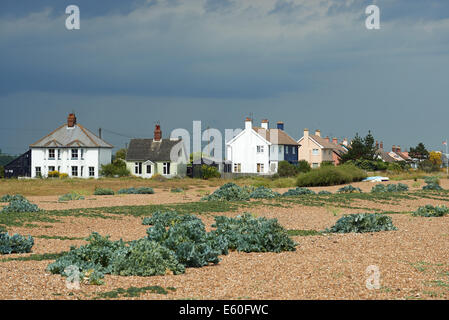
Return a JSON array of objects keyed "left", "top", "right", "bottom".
[
  {"left": 318, "top": 190, "right": 332, "bottom": 195},
  {"left": 211, "top": 213, "right": 297, "bottom": 253},
  {"left": 202, "top": 183, "right": 251, "bottom": 201},
  {"left": 59, "top": 173, "right": 69, "bottom": 179},
  {"left": 48, "top": 171, "right": 60, "bottom": 178},
  {"left": 118, "top": 187, "right": 155, "bottom": 195},
  {"left": 337, "top": 185, "right": 362, "bottom": 194},
  {"left": 249, "top": 186, "right": 280, "bottom": 199},
  {"left": 282, "top": 187, "right": 315, "bottom": 196},
  {"left": 58, "top": 192, "right": 85, "bottom": 202},
  {"left": 146, "top": 217, "right": 222, "bottom": 268},
  {"left": 142, "top": 211, "right": 198, "bottom": 227},
  {"left": 412, "top": 205, "right": 449, "bottom": 217},
  {"left": 424, "top": 176, "right": 440, "bottom": 185},
  {"left": 93, "top": 188, "right": 115, "bottom": 196},
  {"left": 296, "top": 160, "right": 311, "bottom": 174},
  {"left": 371, "top": 183, "right": 409, "bottom": 193},
  {"left": 100, "top": 160, "right": 130, "bottom": 177},
  {"left": 325, "top": 213, "right": 397, "bottom": 233},
  {"left": 278, "top": 161, "right": 298, "bottom": 177},
  {"left": 1, "top": 194, "right": 26, "bottom": 202},
  {"left": 171, "top": 188, "right": 183, "bottom": 193},
  {"left": 296, "top": 164, "right": 367, "bottom": 187},
  {"left": 0, "top": 232, "right": 34, "bottom": 254},
  {"left": 422, "top": 183, "right": 443, "bottom": 191},
  {"left": 1, "top": 199, "right": 41, "bottom": 213},
  {"left": 201, "top": 165, "right": 221, "bottom": 179}
]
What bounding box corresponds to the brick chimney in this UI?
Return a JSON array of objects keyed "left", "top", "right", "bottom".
[
  {"left": 261, "top": 119, "right": 269, "bottom": 130},
  {"left": 392, "top": 145, "right": 396, "bottom": 153},
  {"left": 315, "top": 129, "right": 321, "bottom": 137},
  {"left": 67, "top": 113, "right": 77, "bottom": 127},
  {"left": 325, "top": 136, "right": 330, "bottom": 143},
  {"left": 154, "top": 124, "right": 162, "bottom": 142},
  {"left": 333, "top": 138, "right": 338, "bottom": 145},
  {"left": 245, "top": 117, "right": 253, "bottom": 130},
  {"left": 376, "top": 141, "right": 379, "bottom": 149},
  {"left": 380, "top": 141, "right": 383, "bottom": 150},
  {"left": 397, "top": 146, "right": 401, "bottom": 153}
]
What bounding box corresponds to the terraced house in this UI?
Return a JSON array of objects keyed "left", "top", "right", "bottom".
[
  {"left": 125, "top": 124, "right": 188, "bottom": 178},
  {"left": 226, "top": 118, "right": 300, "bottom": 174},
  {"left": 29, "top": 113, "right": 113, "bottom": 178}
]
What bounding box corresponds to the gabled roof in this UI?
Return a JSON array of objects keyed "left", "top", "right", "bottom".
[
  {"left": 30, "top": 124, "right": 113, "bottom": 148},
  {"left": 253, "top": 127, "right": 299, "bottom": 146},
  {"left": 126, "top": 139, "right": 184, "bottom": 162},
  {"left": 376, "top": 149, "right": 396, "bottom": 163}
]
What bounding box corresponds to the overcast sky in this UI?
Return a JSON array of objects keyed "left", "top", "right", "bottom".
[{"left": 1, "top": 0, "right": 448, "bottom": 155}]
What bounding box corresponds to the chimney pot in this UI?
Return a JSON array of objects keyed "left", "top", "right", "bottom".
[
  {"left": 261, "top": 119, "right": 269, "bottom": 130},
  {"left": 333, "top": 138, "right": 338, "bottom": 144},
  {"left": 315, "top": 129, "right": 321, "bottom": 137},
  {"left": 277, "top": 121, "right": 284, "bottom": 131},
  {"left": 380, "top": 141, "right": 384, "bottom": 149},
  {"left": 325, "top": 136, "right": 330, "bottom": 143}
]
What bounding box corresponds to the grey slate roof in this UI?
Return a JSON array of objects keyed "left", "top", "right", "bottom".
[
  {"left": 126, "top": 139, "right": 183, "bottom": 162},
  {"left": 30, "top": 124, "right": 113, "bottom": 148}
]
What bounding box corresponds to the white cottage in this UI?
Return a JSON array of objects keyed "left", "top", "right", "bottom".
[
  {"left": 29, "top": 113, "right": 113, "bottom": 178},
  {"left": 226, "top": 118, "right": 300, "bottom": 174}
]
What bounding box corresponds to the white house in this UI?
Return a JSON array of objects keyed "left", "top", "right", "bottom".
[
  {"left": 226, "top": 118, "right": 300, "bottom": 174},
  {"left": 29, "top": 113, "right": 113, "bottom": 178}
]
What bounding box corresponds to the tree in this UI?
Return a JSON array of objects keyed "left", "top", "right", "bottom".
[
  {"left": 340, "top": 131, "right": 378, "bottom": 163},
  {"left": 409, "top": 143, "right": 429, "bottom": 160},
  {"left": 115, "top": 148, "right": 127, "bottom": 161},
  {"left": 278, "top": 161, "right": 297, "bottom": 177},
  {"left": 429, "top": 151, "right": 442, "bottom": 167}
]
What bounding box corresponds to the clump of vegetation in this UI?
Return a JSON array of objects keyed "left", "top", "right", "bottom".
[
  {"left": 201, "top": 183, "right": 251, "bottom": 201},
  {"left": 200, "top": 165, "right": 221, "bottom": 179},
  {"left": 325, "top": 213, "right": 397, "bottom": 233},
  {"left": 337, "top": 185, "right": 362, "bottom": 194},
  {"left": 296, "top": 165, "right": 367, "bottom": 187},
  {"left": 1, "top": 199, "right": 41, "bottom": 213},
  {"left": 371, "top": 183, "right": 409, "bottom": 193},
  {"left": 282, "top": 187, "right": 315, "bottom": 196},
  {"left": 412, "top": 205, "right": 449, "bottom": 217},
  {"left": 118, "top": 187, "right": 155, "bottom": 195},
  {"left": 422, "top": 183, "right": 443, "bottom": 191},
  {"left": 249, "top": 186, "right": 280, "bottom": 199},
  {"left": 100, "top": 159, "right": 130, "bottom": 177},
  {"left": 211, "top": 213, "right": 297, "bottom": 253},
  {"left": 424, "top": 176, "right": 440, "bottom": 185},
  {"left": 93, "top": 188, "right": 115, "bottom": 196},
  {"left": 0, "top": 194, "right": 26, "bottom": 202},
  {"left": 318, "top": 190, "right": 332, "bottom": 195},
  {"left": 48, "top": 170, "right": 60, "bottom": 178},
  {"left": 47, "top": 233, "right": 185, "bottom": 282},
  {"left": 171, "top": 188, "right": 184, "bottom": 193},
  {"left": 58, "top": 192, "right": 85, "bottom": 202},
  {"left": 0, "top": 232, "right": 34, "bottom": 254},
  {"left": 142, "top": 211, "right": 198, "bottom": 226}
]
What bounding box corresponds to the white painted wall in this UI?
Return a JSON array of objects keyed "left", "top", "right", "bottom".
[
  {"left": 226, "top": 127, "right": 271, "bottom": 174},
  {"left": 31, "top": 147, "right": 111, "bottom": 179}
]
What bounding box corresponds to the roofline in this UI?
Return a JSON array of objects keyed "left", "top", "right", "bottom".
[{"left": 29, "top": 123, "right": 66, "bottom": 147}]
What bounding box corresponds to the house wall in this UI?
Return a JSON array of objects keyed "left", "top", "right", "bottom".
[
  {"left": 226, "top": 128, "right": 270, "bottom": 174},
  {"left": 4, "top": 150, "right": 31, "bottom": 178},
  {"left": 31, "top": 147, "right": 110, "bottom": 179},
  {"left": 283, "top": 145, "right": 299, "bottom": 164}
]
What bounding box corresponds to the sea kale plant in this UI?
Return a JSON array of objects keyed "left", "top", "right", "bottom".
[
  {"left": 412, "top": 205, "right": 449, "bottom": 217},
  {"left": 201, "top": 183, "right": 252, "bottom": 201},
  {"left": 282, "top": 187, "right": 315, "bottom": 197},
  {"left": 371, "top": 183, "right": 409, "bottom": 193},
  {"left": 249, "top": 186, "right": 281, "bottom": 199},
  {"left": 0, "top": 194, "right": 26, "bottom": 202},
  {"left": 1, "top": 199, "right": 41, "bottom": 213},
  {"left": 93, "top": 188, "right": 115, "bottom": 196},
  {"left": 0, "top": 232, "right": 34, "bottom": 254},
  {"left": 337, "top": 185, "right": 362, "bottom": 194},
  {"left": 325, "top": 213, "right": 397, "bottom": 233},
  {"left": 58, "top": 192, "right": 85, "bottom": 202},
  {"left": 118, "top": 187, "right": 155, "bottom": 195}
]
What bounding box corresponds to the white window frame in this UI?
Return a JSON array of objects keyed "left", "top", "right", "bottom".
[
  {"left": 71, "top": 166, "right": 78, "bottom": 177},
  {"left": 135, "top": 162, "right": 142, "bottom": 175},
  {"left": 257, "top": 146, "right": 264, "bottom": 153},
  {"left": 146, "top": 165, "right": 152, "bottom": 174},
  {"left": 48, "top": 149, "right": 55, "bottom": 160},
  {"left": 163, "top": 162, "right": 171, "bottom": 175},
  {"left": 35, "top": 167, "right": 41, "bottom": 177},
  {"left": 48, "top": 166, "right": 55, "bottom": 172},
  {"left": 312, "top": 149, "right": 320, "bottom": 156},
  {"left": 89, "top": 167, "right": 95, "bottom": 177},
  {"left": 71, "top": 149, "right": 78, "bottom": 160}
]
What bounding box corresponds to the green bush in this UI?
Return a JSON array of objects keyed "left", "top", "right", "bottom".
[
  {"left": 118, "top": 187, "right": 155, "bottom": 195},
  {"left": 93, "top": 188, "right": 115, "bottom": 196},
  {"left": 211, "top": 213, "right": 297, "bottom": 253},
  {"left": 142, "top": 211, "right": 198, "bottom": 226},
  {"left": 419, "top": 160, "right": 440, "bottom": 173},
  {"left": 1, "top": 194, "right": 26, "bottom": 202},
  {"left": 424, "top": 176, "right": 440, "bottom": 185},
  {"left": 318, "top": 190, "right": 332, "bottom": 195},
  {"left": 296, "top": 160, "right": 311, "bottom": 174},
  {"left": 278, "top": 161, "right": 298, "bottom": 177},
  {"left": 296, "top": 164, "right": 367, "bottom": 187},
  {"left": 201, "top": 165, "right": 221, "bottom": 179},
  {"left": 171, "top": 188, "right": 184, "bottom": 193},
  {"left": 325, "top": 213, "right": 397, "bottom": 233},
  {"left": 1, "top": 199, "right": 41, "bottom": 213},
  {"left": 100, "top": 160, "right": 130, "bottom": 177},
  {"left": 249, "top": 186, "right": 280, "bottom": 199},
  {"left": 58, "top": 192, "right": 85, "bottom": 202},
  {"left": 282, "top": 187, "right": 315, "bottom": 196},
  {"left": 0, "top": 232, "right": 34, "bottom": 254},
  {"left": 412, "top": 205, "right": 449, "bottom": 217},
  {"left": 337, "top": 185, "right": 362, "bottom": 194},
  {"left": 202, "top": 183, "right": 251, "bottom": 201}
]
